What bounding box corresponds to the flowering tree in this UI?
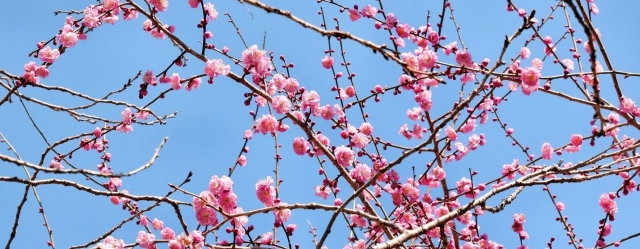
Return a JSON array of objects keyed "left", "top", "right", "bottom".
[{"left": 1, "top": 0, "right": 639, "bottom": 248}]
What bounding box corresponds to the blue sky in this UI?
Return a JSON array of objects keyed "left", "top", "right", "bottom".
[{"left": 1, "top": 1, "right": 640, "bottom": 249}]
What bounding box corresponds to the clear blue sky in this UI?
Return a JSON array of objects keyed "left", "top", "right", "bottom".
[{"left": 1, "top": 1, "right": 640, "bottom": 248}]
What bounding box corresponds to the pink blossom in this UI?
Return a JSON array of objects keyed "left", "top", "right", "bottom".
[
  {"left": 271, "top": 95, "right": 291, "bottom": 114},
  {"left": 143, "top": 70, "right": 157, "bottom": 85},
  {"left": 591, "top": 3, "right": 599, "bottom": 15},
  {"left": 570, "top": 134, "right": 583, "bottom": 146},
  {"left": 255, "top": 176, "right": 276, "bottom": 207},
  {"left": 443, "top": 41, "right": 458, "bottom": 55},
  {"left": 123, "top": 8, "right": 139, "bottom": 20},
  {"left": 185, "top": 78, "right": 201, "bottom": 91},
  {"left": 82, "top": 7, "right": 100, "bottom": 28},
  {"left": 620, "top": 97, "right": 637, "bottom": 114},
  {"left": 520, "top": 47, "right": 531, "bottom": 59},
  {"left": 218, "top": 191, "right": 238, "bottom": 213},
  {"left": 56, "top": 25, "right": 78, "bottom": 48},
  {"left": 96, "top": 236, "right": 125, "bottom": 249},
  {"left": 468, "top": 134, "right": 481, "bottom": 150},
  {"left": 242, "top": 45, "right": 271, "bottom": 77},
  {"left": 237, "top": 155, "right": 246, "bottom": 166},
  {"left": 414, "top": 90, "right": 433, "bottom": 111},
  {"left": 321, "top": 56, "right": 334, "bottom": 69},
  {"left": 562, "top": 59, "right": 575, "bottom": 71},
  {"left": 315, "top": 185, "right": 331, "bottom": 199},
  {"left": 361, "top": 5, "right": 377, "bottom": 18},
  {"left": 348, "top": 8, "right": 361, "bottom": 21},
  {"left": 349, "top": 163, "right": 372, "bottom": 183},
  {"left": 189, "top": 230, "right": 204, "bottom": 248},
  {"left": 149, "top": 0, "right": 168, "bottom": 12},
  {"left": 208, "top": 175, "right": 233, "bottom": 195},
  {"left": 39, "top": 46, "right": 60, "bottom": 64},
  {"left": 444, "top": 126, "right": 458, "bottom": 141},
  {"left": 292, "top": 137, "right": 309, "bottom": 156},
  {"left": 255, "top": 114, "right": 278, "bottom": 134},
  {"left": 357, "top": 123, "right": 374, "bottom": 137},
  {"left": 398, "top": 124, "right": 412, "bottom": 140},
  {"left": 541, "top": 143, "right": 553, "bottom": 160},
  {"left": 396, "top": 23, "right": 411, "bottom": 38},
  {"left": 285, "top": 224, "right": 297, "bottom": 236},
  {"left": 314, "top": 134, "right": 330, "bottom": 156},
  {"left": 150, "top": 218, "right": 164, "bottom": 230},
  {"left": 136, "top": 231, "right": 156, "bottom": 249},
  {"left": 598, "top": 193, "right": 617, "bottom": 215},
  {"left": 413, "top": 123, "right": 423, "bottom": 139},
  {"left": 502, "top": 160, "right": 517, "bottom": 180},
  {"left": 282, "top": 78, "right": 299, "bottom": 96},
  {"left": 273, "top": 203, "right": 292, "bottom": 224},
  {"left": 456, "top": 177, "right": 478, "bottom": 198},
  {"left": 555, "top": 202, "right": 565, "bottom": 211},
  {"left": 334, "top": 146, "right": 354, "bottom": 167},
  {"left": 521, "top": 82, "right": 538, "bottom": 95},
  {"left": 407, "top": 107, "right": 422, "bottom": 121},
  {"left": 259, "top": 232, "right": 273, "bottom": 245},
  {"left": 161, "top": 227, "right": 175, "bottom": 239},
  {"left": 532, "top": 58, "right": 543, "bottom": 69},
  {"left": 518, "top": 9, "right": 527, "bottom": 17},
  {"left": 455, "top": 49, "right": 473, "bottom": 68},
  {"left": 460, "top": 73, "right": 475, "bottom": 84},
  {"left": 520, "top": 67, "right": 540, "bottom": 86},
  {"left": 351, "top": 132, "right": 370, "bottom": 149},
  {"left": 204, "top": 3, "right": 218, "bottom": 20},
  {"left": 460, "top": 118, "right": 476, "bottom": 134},
  {"left": 170, "top": 73, "right": 181, "bottom": 90},
  {"left": 204, "top": 59, "right": 230, "bottom": 79},
  {"left": 301, "top": 90, "right": 321, "bottom": 111},
  {"left": 607, "top": 112, "right": 620, "bottom": 125},
  {"left": 384, "top": 13, "right": 397, "bottom": 29},
  {"left": 35, "top": 66, "right": 49, "bottom": 79}
]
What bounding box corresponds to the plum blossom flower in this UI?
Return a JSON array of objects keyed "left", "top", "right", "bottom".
[
  {"left": 185, "top": 78, "right": 201, "bottom": 91},
  {"left": 170, "top": 73, "right": 181, "bottom": 90},
  {"left": 321, "top": 56, "right": 334, "bottom": 69},
  {"left": 116, "top": 108, "right": 133, "bottom": 133},
  {"left": 348, "top": 8, "right": 361, "bottom": 21},
  {"left": 349, "top": 163, "right": 372, "bottom": 183},
  {"left": 384, "top": 13, "right": 397, "bottom": 29},
  {"left": 255, "top": 176, "right": 276, "bottom": 207},
  {"left": 204, "top": 3, "right": 218, "bottom": 20},
  {"left": 204, "top": 59, "right": 230, "bottom": 79},
  {"left": 361, "top": 5, "right": 377, "bottom": 17},
  {"left": 455, "top": 49, "right": 473, "bottom": 67},
  {"left": 272, "top": 95, "right": 291, "bottom": 114},
  {"left": 209, "top": 175, "right": 233, "bottom": 195},
  {"left": 292, "top": 137, "right": 309, "bottom": 156},
  {"left": 57, "top": 25, "right": 78, "bottom": 48},
  {"left": 520, "top": 47, "right": 531, "bottom": 59},
  {"left": 351, "top": 132, "right": 370, "bottom": 149},
  {"left": 39, "top": 46, "right": 60, "bottom": 64},
  {"left": 242, "top": 45, "right": 272, "bottom": 77},
  {"left": 152, "top": 218, "right": 164, "bottom": 230},
  {"left": 460, "top": 118, "right": 476, "bottom": 134},
  {"left": 541, "top": 143, "right": 553, "bottom": 160},
  {"left": 599, "top": 193, "right": 617, "bottom": 215},
  {"left": 414, "top": 90, "right": 433, "bottom": 111},
  {"left": 255, "top": 114, "right": 278, "bottom": 134},
  {"left": 334, "top": 146, "right": 354, "bottom": 167},
  {"left": 149, "top": 0, "right": 168, "bottom": 12},
  {"left": 96, "top": 236, "right": 125, "bottom": 249},
  {"left": 520, "top": 67, "right": 540, "bottom": 86},
  {"left": 315, "top": 185, "right": 331, "bottom": 199},
  {"left": 136, "top": 231, "right": 156, "bottom": 249}
]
